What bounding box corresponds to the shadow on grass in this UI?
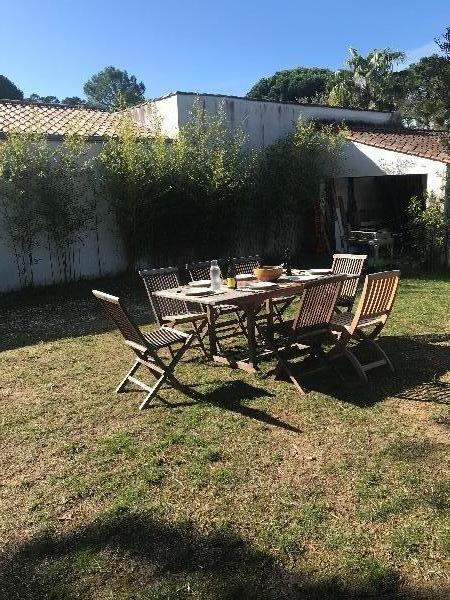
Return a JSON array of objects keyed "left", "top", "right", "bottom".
[
  {"left": 0, "top": 274, "right": 151, "bottom": 352},
  {"left": 160, "top": 380, "right": 300, "bottom": 433},
  {"left": 200, "top": 381, "right": 301, "bottom": 433},
  {"left": 301, "top": 334, "right": 450, "bottom": 407},
  {"left": 0, "top": 511, "right": 439, "bottom": 600}
]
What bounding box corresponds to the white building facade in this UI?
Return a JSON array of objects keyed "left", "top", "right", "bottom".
[{"left": 0, "top": 93, "right": 448, "bottom": 292}]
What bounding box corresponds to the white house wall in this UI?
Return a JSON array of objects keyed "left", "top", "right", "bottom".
[
  {"left": 1, "top": 95, "right": 448, "bottom": 292},
  {"left": 338, "top": 142, "right": 448, "bottom": 199},
  {"left": 0, "top": 143, "right": 127, "bottom": 293},
  {"left": 158, "top": 93, "right": 447, "bottom": 200},
  {"left": 170, "top": 93, "right": 398, "bottom": 149},
  {"left": 127, "top": 94, "right": 180, "bottom": 138}
]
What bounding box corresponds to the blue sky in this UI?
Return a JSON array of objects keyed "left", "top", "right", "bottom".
[{"left": 1, "top": 0, "right": 448, "bottom": 101}]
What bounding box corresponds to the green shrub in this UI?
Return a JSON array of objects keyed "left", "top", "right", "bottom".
[
  {"left": 0, "top": 130, "right": 94, "bottom": 286},
  {"left": 98, "top": 100, "right": 343, "bottom": 268},
  {"left": 408, "top": 192, "right": 448, "bottom": 270},
  {"left": 0, "top": 100, "right": 344, "bottom": 283}
]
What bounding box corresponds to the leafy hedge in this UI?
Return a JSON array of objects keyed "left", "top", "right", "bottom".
[
  {"left": 98, "top": 100, "right": 344, "bottom": 268},
  {"left": 0, "top": 100, "right": 344, "bottom": 286}
]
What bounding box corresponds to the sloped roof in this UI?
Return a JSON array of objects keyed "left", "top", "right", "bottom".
[
  {"left": 0, "top": 99, "right": 150, "bottom": 140},
  {"left": 1, "top": 99, "right": 449, "bottom": 164},
  {"left": 346, "top": 125, "right": 450, "bottom": 164}
]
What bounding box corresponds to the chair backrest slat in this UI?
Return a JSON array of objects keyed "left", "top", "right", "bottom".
[
  {"left": 139, "top": 267, "right": 188, "bottom": 324},
  {"left": 293, "top": 275, "right": 345, "bottom": 331},
  {"left": 92, "top": 290, "right": 147, "bottom": 351},
  {"left": 232, "top": 255, "right": 260, "bottom": 275},
  {"left": 332, "top": 253, "right": 367, "bottom": 303},
  {"left": 350, "top": 270, "right": 400, "bottom": 332},
  {"left": 186, "top": 260, "right": 214, "bottom": 282}
]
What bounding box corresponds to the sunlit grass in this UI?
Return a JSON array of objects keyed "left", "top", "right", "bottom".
[{"left": 0, "top": 275, "right": 449, "bottom": 599}]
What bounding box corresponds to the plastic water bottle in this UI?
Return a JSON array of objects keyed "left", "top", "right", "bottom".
[{"left": 210, "top": 260, "right": 222, "bottom": 291}]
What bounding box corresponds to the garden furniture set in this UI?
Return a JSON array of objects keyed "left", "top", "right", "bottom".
[{"left": 93, "top": 253, "right": 401, "bottom": 408}]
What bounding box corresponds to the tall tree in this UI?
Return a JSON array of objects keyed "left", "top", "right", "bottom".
[
  {"left": 83, "top": 66, "right": 145, "bottom": 109},
  {"left": 436, "top": 26, "right": 450, "bottom": 58},
  {"left": 0, "top": 75, "right": 23, "bottom": 100},
  {"left": 247, "top": 67, "right": 332, "bottom": 103},
  {"left": 399, "top": 55, "right": 450, "bottom": 128},
  {"left": 327, "top": 48, "right": 405, "bottom": 111},
  {"left": 26, "top": 94, "right": 60, "bottom": 104},
  {"left": 61, "top": 96, "right": 87, "bottom": 106}
]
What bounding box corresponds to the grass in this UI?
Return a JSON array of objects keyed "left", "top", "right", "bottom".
[{"left": 0, "top": 274, "right": 449, "bottom": 599}]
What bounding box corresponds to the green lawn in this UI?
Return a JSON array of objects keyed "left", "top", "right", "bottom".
[{"left": 0, "top": 275, "right": 449, "bottom": 599}]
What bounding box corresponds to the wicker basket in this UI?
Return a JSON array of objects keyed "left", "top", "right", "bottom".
[{"left": 253, "top": 266, "right": 283, "bottom": 282}]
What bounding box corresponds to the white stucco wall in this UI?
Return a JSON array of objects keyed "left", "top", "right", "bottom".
[
  {"left": 151, "top": 92, "right": 448, "bottom": 199},
  {"left": 339, "top": 142, "right": 448, "bottom": 199},
  {"left": 0, "top": 141, "right": 128, "bottom": 293},
  {"left": 128, "top": 94, "right": 179, "bottom": 138},
  {"left": 170, "top": 92, "right": 398, "bottom": 149},
  {"left": 1, "top": 94, "right": 448, "bottom": 292},
  {"left": 0, "top": 195, "right": 127, "bottom": 293}
]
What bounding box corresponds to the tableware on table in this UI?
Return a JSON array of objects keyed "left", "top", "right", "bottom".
[
  {"left": 210, "top": 260, "right": 222, "bottom": 291},
  {"left": 236, "top": 273, "right": 255, "bottom": 280},
  {"left": 295, "top": 275, "right": 318, "bottom": 281},
  {"left": 253, "top": 266, "right": 283, "bottom": 282},
  {"left": 246, "top": 281, "right": 279, "bottom": 290},
  {"left": 188, "top": 279, "right": 210, "bottom": 287},
  {"left": 279, "top": 275, "right": 307, "bottom": 281},
  {"left": 308, "top": 269, "right": 332, "bottom": 275},
  {"left": 291, "top": 269, "right": 310, "bottom": 275},
  {"left": 184, "top": 287, "right": 215, "bottom": 296},
  {"left": 226, "top": 258, "right": 237, "bottom": 289}
]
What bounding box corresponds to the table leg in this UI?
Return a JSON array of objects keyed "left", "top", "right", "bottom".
[
  {"left": 246, "top": 307, "right": 258, "bottom": 370},
  {"left": 266, "top": 298, "right": 274, "bottom": 330},
  {"left": 206, "top": 304, "right": 217, "bottom": 358}
]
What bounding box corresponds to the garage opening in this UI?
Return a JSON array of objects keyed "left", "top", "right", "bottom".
[{"left": 332, "top": 174, "right": 427, "bottom": 261}]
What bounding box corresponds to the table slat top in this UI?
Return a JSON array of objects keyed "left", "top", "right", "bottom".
[{"left": 153, "top": 275, "right": 352, "bottom": 307}]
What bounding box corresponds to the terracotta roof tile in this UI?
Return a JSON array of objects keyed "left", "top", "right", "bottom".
[
  {"left": 346, "top": 126, "right": 450, "bottom": 164},
  {"left": 1, "top": 100, "right": 449, "bottom": 165},
  {"left": 0, "top": 99, "right": 151, "bottom": 140}
]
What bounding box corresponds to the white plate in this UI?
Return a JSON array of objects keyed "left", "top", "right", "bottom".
[
  {"left": 291, "top": 269, "right": 310, "bottom": 275},
  {"left": 188, "top": 279, "right": 211, "bottom": 287},
  {"left": 279, "top": 275, "right": 307, "bottom": 281},
  {"left": 184, "top": 287, "right": 214, "bottom": 296},
  {"left": 308, "top": 269, "right": 332, "bottom": 274},
  {"left": 236, "top": 273, "right": 255, "bottom": 280},
  {"left": 295, "top": 275, "right": 319, "bottom": 281},
  {"left": 247, "top": 281, "right": 279, "bottom": 289}
]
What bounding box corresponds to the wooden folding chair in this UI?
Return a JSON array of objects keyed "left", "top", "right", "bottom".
[
  {"left": 331, "top": 253, "right": 367, "bottom": 311},
  {"left": 139, "top": 267, "right": 208, "bottom": 357},
  {"left": 257, "top": 275, "right": 345, "bottom": 394},
  {"left": 92, "top": 290, "right": 194, "bottom": 409},
  {"left": 231, "top": 255, "right": 275, "bottom": 330},
  {"left": 232, "top": 255, "right": 260, "bottom": 275},
  {"left": 186, "top": 260, "right": 249, "bottom": 343},
  {"left": 185, "top": 260, "right": 215, "bottom": 282},
  {"left": 330, "top": 270, "right": 401, "bottom": 383}
]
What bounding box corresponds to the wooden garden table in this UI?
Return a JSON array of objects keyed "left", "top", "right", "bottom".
[{"left": 154, "top": 277, "right": 338, "bottom": 374}]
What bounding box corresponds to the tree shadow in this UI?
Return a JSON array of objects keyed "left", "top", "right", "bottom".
[
  {"left": 0, "top": 511, "right": 441, "bottom": 600},
  {"left": 301, "top": 333, "right": 450, "bottom": 407},
  {"left": 0, "top": 274, "right": 152, "bottom": 352}
]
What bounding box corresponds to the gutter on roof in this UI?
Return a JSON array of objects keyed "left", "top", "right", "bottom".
[
  {"left": 162, "top": 90, "right": 398, "bottom": 116},
  {"left": 0, "top": 131, "right": 111, "bottom": 143}
]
